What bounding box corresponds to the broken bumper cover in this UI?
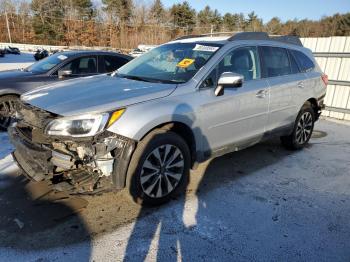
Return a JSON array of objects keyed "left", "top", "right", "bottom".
[{"left": 8, "top": 126, "right": 135, "bottom": 194}]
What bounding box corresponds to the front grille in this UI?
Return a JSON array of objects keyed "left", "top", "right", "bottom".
[{"left": 14, "top": 101, "right": 57, "bottom": 144}]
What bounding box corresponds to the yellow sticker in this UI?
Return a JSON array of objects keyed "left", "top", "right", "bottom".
[{"left": 177, "top": 58, "right": 195, "bottom": 68}]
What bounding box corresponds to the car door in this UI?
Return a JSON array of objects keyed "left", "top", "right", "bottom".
[
  {"left": 197, "top": 46, "right": 270, "bottom": 154},
  {"left": 259, "top": 46, "right": 305, "bottom": 131}
]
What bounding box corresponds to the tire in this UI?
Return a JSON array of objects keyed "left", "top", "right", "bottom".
[
  {"left": 0, "top": 95, "right": 19, "bottom": 131},
  {"left": 126, "top": 129, "right": 190, "bottom": 206},
  {"left": 281, "top": 102, "right": 315, "bottom": 150}
]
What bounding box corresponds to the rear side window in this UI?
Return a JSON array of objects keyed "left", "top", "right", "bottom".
[
  {"left": 259, "top": 46, "right": 291, "bottom": 77},
  {"left": 288, "top": 50, "right": 300, "bottom": 74},
  {"left": 291, "top": 50, "right": 315, "bottom": 72},
  {"left": 101, "top": 55, "right": 129, "bottom": 73}
]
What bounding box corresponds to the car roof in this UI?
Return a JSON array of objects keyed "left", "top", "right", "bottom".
[
  {"left": 170, "top": 32, "right": 306, "bottom": 50},
  {"left": 57, "top": 50, "right": 133, "bottom": 59},
  {"left": 170, "top": 36, "right": 229, "bottom": 45}
]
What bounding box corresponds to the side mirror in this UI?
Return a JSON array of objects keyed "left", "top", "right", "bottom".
[
  {"left": 58, "top": 70, "right": 72, "bottom": 79},
  {"left": 215, "top": 72, "right": 244, "bottom": 96}
]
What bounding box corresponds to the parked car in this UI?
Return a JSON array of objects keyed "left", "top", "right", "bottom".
[
  {"left": 129, "top": 44, "right": 157, "bottom": 57},
  {"left": 34, "top": 48, "right": 49, "bottom": 61},
  {"left": 0, "top": 50, "right": 132, "bottom": 130},
  {"left": 5, "top": 46, "right": 20, "bottom": 55},
  {"left": 0, "top": 48, "right": 5, "bottom": 57},
  {"left": 9, "top": 32, "right": 327, "bottom": 206}
]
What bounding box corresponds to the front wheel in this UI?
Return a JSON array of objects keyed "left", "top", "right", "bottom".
[
  {"left": 281, "top": 102, "right": 315, "bottom": 150},
  {"left": 126, "top": 129, "right": 190, "bottom": 206}
]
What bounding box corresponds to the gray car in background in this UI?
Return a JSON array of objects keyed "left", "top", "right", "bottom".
[
  {"left": 9, "top": 32, "right": 327, "bottom": 205},
  {"left": 0, "top": 50, "right": 132, "bottom": 130}
]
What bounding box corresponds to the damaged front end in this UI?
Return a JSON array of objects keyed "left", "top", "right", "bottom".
[{"left": 9, "top": 102, "right": 135, "bottom": 194}]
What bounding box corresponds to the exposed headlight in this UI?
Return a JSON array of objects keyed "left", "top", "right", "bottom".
[{"left": 45, "top": 109, "right": 125, "bottom": 137}]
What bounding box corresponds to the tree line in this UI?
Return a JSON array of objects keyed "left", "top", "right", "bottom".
[{"left": 0, "top": 0, "right": 349, "bottom": 50}]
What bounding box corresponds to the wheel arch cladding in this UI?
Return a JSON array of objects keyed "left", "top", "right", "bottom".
[
  {"left": 141, "top": 121, "right": 197, "bottom": 168},
  {"left": 307, "top": 97, "right": 319, "bottom": 119}
]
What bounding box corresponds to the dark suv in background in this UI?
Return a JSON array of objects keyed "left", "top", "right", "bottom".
[{"left": 0, "top": 50, "right": 132, "bottom": 129}]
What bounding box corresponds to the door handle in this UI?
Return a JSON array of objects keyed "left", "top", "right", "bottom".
[
  {"left": 256, "top": 89, "right": 267, "bottom": 98},
  {"left": 297, "top": 81, "right": 304, "bottom": 88}
]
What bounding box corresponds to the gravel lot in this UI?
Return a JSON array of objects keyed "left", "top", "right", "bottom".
[{"left": 0, "top": 55, "right": 349, "bottom": 261}]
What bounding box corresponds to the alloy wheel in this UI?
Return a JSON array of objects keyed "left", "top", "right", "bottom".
[
  {"left": 296, "top": 111, "right": 313, "bottom": 144},
  {"left": 140, "top": 144, "right": 184, "bottom": 199}
]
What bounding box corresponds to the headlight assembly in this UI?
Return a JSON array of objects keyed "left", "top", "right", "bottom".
[{"left": 45, "top": 109, "right": 125, "bottom": 137}]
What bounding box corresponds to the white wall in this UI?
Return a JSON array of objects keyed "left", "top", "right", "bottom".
[{"left": 301, "top": 37, "right": 350, "bottom": 121}]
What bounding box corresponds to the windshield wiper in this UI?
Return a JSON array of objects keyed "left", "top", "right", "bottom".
[
  {"left": 117, "top": 74, "right": 153, "bottom": 83},
  {"left": 117, "top": 74, "right": 178, "bottom": 84}
]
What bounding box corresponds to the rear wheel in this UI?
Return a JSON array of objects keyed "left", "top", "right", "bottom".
[
  {"left": 281, "top": 102, "right": 315, "bottom": 150},
  {"left": 0, "top": 95, "right": 19, "bottom": 131},
  {"left": 126, "top": 129, "right": 190, "bottom": 206}
]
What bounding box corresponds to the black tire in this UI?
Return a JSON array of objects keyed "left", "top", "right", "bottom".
[
  {"left": 281, "top": 102, "right": 315, "bottom": 150},
  {"left": 0, "top": 95, "right": 19, "bottom": 131},
  {"left": 126, "top": 129, "right": 190, "bottom": 206}
]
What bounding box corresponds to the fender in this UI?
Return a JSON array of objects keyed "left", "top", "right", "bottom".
[
  {"left": 107, "top": 99, "right": 203, "bottom": 155},
  {"left": 0, "top": 88, "right": 21, "bottom": 97}
]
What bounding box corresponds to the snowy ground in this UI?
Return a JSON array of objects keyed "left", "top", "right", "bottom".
[
  {"left": 0, "top": 119, "right": 349, "bottom": 261},
  {"left": 0, "top": 53, "right": 35, "bottom": 71}
]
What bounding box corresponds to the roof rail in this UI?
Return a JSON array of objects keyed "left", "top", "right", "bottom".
[
  {"left": 175, "top": 34, "right": 206, "bottom": 41},
  {"left": 228, "top": 32, "right": 303, "bottom": 46},
  {"left": 175, "top": 31, "right": 303, "bottom": 47},
  {"left": 228, "top": 32, "right": 269, "bottom": 41},
  {"left": 175, "top": 32, "right": 237, "bottom": 41}
]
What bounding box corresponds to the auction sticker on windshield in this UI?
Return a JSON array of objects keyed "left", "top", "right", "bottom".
[
  {"left": 193, "top": 44, "right": 219, "bottom": 52},
  {"left": 177, "top": 58, "right": 195, "bottom": 68}
]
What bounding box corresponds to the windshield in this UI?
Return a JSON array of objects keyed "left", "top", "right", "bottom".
[
  {"left": 27, "top": 53, "right": 72, "bottom": 73},
  {"left": 116, "top": 42, "right": 222, "bottom": 84}
]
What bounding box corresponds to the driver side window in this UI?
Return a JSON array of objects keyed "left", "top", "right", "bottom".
[
  {"left": 218, "top": 46, "right": 260, "bottom": 81},
  {"left": 60, "top": 56, "right": 97, "bottom": 75}
]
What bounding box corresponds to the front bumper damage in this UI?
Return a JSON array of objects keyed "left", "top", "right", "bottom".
[{"left": 9, "top": 103, "right": 135, "bottom": 194}]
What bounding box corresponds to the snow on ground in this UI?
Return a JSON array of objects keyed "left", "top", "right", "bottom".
[
  {"left": 0, "top": 53, "right": 35, "bottom": 71},
  {"left": 0, "top": 132, "right": 13, "bottom": 159},
  {"left": 0, "top": 119, "right": 349, "bottom": 261}
]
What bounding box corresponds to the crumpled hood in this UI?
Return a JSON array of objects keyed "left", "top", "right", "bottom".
[{"left": 21, "top": 74, "right": 177, "bottom": 116}]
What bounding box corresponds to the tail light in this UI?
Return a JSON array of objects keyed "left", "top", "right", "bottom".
[{"left": 321, "top": 74, "right": 328, "bottom": 86}]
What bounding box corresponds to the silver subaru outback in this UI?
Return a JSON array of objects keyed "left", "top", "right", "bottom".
[{"left": 9, "top": 32, "right": 327, "bottom": 205}]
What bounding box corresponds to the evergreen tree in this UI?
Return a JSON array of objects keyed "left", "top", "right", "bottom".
[
  {"left": 170, "top": 1, "right": 196, "bottom": 29},
  {"left": 31, "top": 0, "right": 65, "bottom": 44},
  {"left": 102, "top": 0, "right": 133, "bottom": 24},
  {"left": 266, "top": 17, "right": 282, "bottom": 34},
  {"left": 149, "top": 0, "right": 165, "bottom": 24},
  {"left": 245, "top": 11, "right": 263, "bottom": 31},
  {"left": 197, "top": 6, "right": 221, "bottom": 30},
  {"left": 71, "top": 0, "right": 94, "bottom": 19}
]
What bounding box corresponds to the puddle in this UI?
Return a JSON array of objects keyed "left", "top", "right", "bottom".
[{"left": 311, "top": 130, "right": 328, "bottom": 139}]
